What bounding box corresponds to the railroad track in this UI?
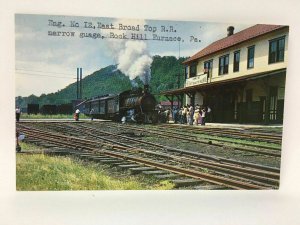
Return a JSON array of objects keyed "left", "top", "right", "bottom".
[
  {"left": 17, "top": 122, "right": 280, "bottom": 190},
  {"left": 158, "top": 124, "right": 282, "bottom": 144},
  {"left": 88, "top": 121, "right": 281, "bottom": 157},
  {"left": 144, "top": 123, "right": 282, "bottom": 148},
  {"left": 42, "top": 122, "right": 280, "bottom": 172}
]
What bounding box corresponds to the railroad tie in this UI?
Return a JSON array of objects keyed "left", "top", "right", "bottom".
[
  {"left": 43, "top": 149, "right": 71, "bottom": 156},
  {"left": 83, "top": 156, "right": 123, "bottom": 164},
  {"left": 96, "top": 159, "right": 123, "bottom": 164},
  {"left": 193, "top": 185, "right": 228, "bottom": 190},
  {"left": 117, "top": 164, "right": 142, "bottom": 169},
  {"left": 142, "top": 170, "right": 170, "bottom": 175},
  {"left": 154, "top": 174, "right": 181, "bottom": 180},
  {"left": 110, "top": 162, "right": 134, "bottom": 166},
  {"left": 79, "top": 154, "right": 95, "bottom": 158},
  {"left": 129, "top": 167, "right": 157, "bottom": 175},
  {"left": 171, "top": 179, "right": 204, "bottom": 188},
  {"left": 43, "top": 143, "right": 57, "bottom": 148},
  {"left": 89, "top": 156, "right": 114, "bottom": 161}
]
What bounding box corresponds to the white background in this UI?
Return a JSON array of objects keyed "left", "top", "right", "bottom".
[{"left": 1, "top": 0, "right": 300, "bottom": 224}]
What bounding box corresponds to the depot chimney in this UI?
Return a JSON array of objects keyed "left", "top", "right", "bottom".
[{"left": 227, "top": 26, "right": 234, "bottom": 36}]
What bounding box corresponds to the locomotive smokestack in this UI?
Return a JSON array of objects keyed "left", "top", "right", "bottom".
[{"left": 144, "top": 84, "right": 149, "bottom": 94}]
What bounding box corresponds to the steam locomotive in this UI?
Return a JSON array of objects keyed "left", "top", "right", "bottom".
[{"left": 82, "top": 85, "right": 158, "bottom": 123}]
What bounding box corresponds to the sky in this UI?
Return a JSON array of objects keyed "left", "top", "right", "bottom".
[{"left": 15, "top": 14, "right": 251, "bottom": 97}]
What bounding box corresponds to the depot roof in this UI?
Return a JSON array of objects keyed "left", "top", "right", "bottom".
[{"left": 183, "top": 24, "right": 288, "bottom": 64}]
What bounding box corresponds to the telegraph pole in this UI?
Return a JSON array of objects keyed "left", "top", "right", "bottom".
[
  {"left": 77, "top": 68, "right": 79, "bottom": 99},
  {"left": 80, "top": 68, "right": 83, "bottom": 99},
  {"left": 76, "top": 67, "right": 83, "bottom": 99}
]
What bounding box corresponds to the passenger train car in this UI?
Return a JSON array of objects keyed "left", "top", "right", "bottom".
[{"left": 81, "top": 85, "right": 158, "bottom": 123}]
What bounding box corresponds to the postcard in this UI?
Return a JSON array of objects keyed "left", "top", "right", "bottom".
[{"left": 15, "top": 14, "right": 288, "bottom": 191}]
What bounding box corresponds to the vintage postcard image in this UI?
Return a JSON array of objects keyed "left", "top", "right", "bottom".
[{"left": 15, "top": 14, "right": 288, "bottom": 190}]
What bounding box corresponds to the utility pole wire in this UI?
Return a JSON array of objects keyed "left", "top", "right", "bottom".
[
  {"left": 15, "top": 68, "right": 75, "bottom": 76},
  {"left": 16, "top": 72, "right": 76, "bottom": 79}
]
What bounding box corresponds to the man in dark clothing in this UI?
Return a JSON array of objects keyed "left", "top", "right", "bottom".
[{"left": 16, "top": 106, "right": 21, "bottom": 122}]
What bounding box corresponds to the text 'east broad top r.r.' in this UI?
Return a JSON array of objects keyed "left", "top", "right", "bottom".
[{"left": 47, "top": 19, "right": 201, "bottom": 42}]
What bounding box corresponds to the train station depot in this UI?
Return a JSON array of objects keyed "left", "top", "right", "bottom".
[{"left": 163, "top": 24, "right": 288, "bottom": 124}]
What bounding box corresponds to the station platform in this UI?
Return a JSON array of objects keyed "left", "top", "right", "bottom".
[
  {"left": 167, "top": 121, "right": 283, "bottom": 129},
  {"left": 18, "top": 118, "right": 283, "bottom": 129}
]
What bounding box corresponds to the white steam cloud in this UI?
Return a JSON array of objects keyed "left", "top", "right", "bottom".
[
  {"left": 102, "top": 19, "right": 152, "bottom": 85},
  {"left": 117, "top": 41, "right": 152, "bottom": 84}
]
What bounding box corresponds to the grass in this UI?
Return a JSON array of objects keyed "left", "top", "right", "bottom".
[
  {"left": 18, "top": 142, "right": 43, "bottom": 152},
  {"left": 16, "top": 143, "right": 174, "bottom": 191},
  {"left": 20, "top": 113, "right": 90, "bottom": 120}
]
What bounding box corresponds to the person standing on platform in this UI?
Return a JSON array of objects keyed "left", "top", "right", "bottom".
[
  {"left": 16, "top": 106, "right": 21, "bottom": 122},
  {"left": 90, "top": 109, "right": 94, "bottom": 121},
  {"left": 194, "top": 107, "right": 200, "bottom": 125},
  {"left": 198, "top": 109, "right": 203, "bottom": 125},
  {"left": 74, "top": 108, "right": 80, "bottom": 121},
  {"left": 165, "top": 108, "right": 170, "bottom": 123},
  {"left": 201, "top": 107, "right": 206, "bottom": 126},
  {"left": 173, "top": 107, "right": 178, "bottom": 123},
  {"left": 182, "top": 105, "right": 187, "bottom": 124},
  {"left": 188, "top": 105, "right": 194, "bottom": 125},
  {"left": 186, "top": 105, "right": 190, "bottom": 125},
  {"left": 178, "top": 108, "right": 182, "bottom": 124}
]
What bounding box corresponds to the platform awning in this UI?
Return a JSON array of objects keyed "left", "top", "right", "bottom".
[{"left": 161, "top": 68, "right": 286, "bottom": 96}]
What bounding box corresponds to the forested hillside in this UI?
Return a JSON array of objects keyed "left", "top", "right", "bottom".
[{"left": 16, "top": 56, "right": 187, "bottom": 108}]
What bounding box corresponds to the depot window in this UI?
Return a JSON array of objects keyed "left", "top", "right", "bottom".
[
  {"left": 219, "top": 54, "right": 229, "bottom": 75},
  {"left": 189, "top": 63, "right": 197, "bottom": 78},
  {"left": 269, "top": 36, "right": 285, "bottom": 64},
  {"left": 247, "top": 46, "right": 255, "bottom": 69},
  {"left": 204, "top": 60, "right": 213, "bottom": 77},
  {"left": 233, "top": 50, "right": 240, "bottom": 72},
  {"left": 185, "top": 66, "right": 189, "bottom": 79}
]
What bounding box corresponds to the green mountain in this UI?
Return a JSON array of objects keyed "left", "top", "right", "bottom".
[{"left": 15, "top": 56, "right": 187, "bottom": 108}]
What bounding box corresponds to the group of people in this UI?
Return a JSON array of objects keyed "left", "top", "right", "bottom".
[
  {"left": 175, "top": 104, "right": 211, "bottom": 126},
  {"left": 157, "top": 104, "right": 211, "bottom": 125},
  {"left": 158, "top": 108, "right": 171, "bottom": 123}
]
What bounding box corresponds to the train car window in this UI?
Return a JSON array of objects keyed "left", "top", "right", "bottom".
[
  {"left": 91, "top": 101, "right": 99, "bottom": 113},
  {"left": 115, "top": 97, "right": 119, "bottom": 112},
  {"left": 107, "top": 100, "right": 115, "bottom": 113},
  {"left": 100, "top": 100, "right": 105, "bottom": 114}
]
